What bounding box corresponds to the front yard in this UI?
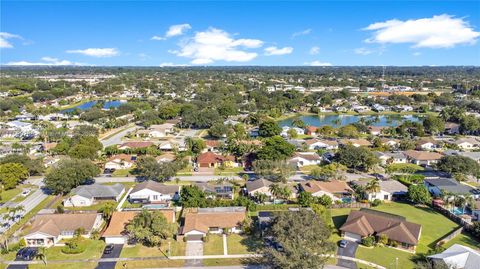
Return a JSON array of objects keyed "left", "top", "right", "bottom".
[
  {"left": 120, "top": 240, "right": 186, "bottom": 257},
  {"left": 203, "top": 235, "right": 224, "bottom": 255},
  {"left": 329, "top": 202, "right": 480, "bottom": 269},
  {"left": 226, "top": 234, "right": 262, "bottom": 254},
  {"left": 44, "top": 239, "right": 105, "bottom": 261}
]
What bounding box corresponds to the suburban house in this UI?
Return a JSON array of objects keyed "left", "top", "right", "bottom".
[
  {"left": 298, "top": 180, "right": 353, "bottom": 202},
  {"left": 180, "top": 207, "right": 246, "bottom": 241},
  {"left": 24, "top": 213, "right": 103, "bottom": 247},
  {"left": 280, "top": 126, "right": 305, "bottom": 137},
  {"left": 288, "top": 152, "right": 322, "bottom": 167},
  {"left": 472, "top": 200, "right": 480, "bottom": 220},
  {"left": 205, "top": 140, "right": 222, "bottom": 152},
  {"left": 246, "top": 179, "right": 274, "bottom": 198},
  {"left": 340, "top": 138, "right": 372, "bottom": 148},
  {"left": 105, "top": 154, "right": 136, "bottom": 170},
  {"left": 155, "top": 153, "right": 176, "bottom": 163},
  {"left": 118, "top": 141, "right": 154, "bottom": 150},
  {"left": 128, "top": 181, "right": 180, "bottom": 204},
  {"left": 195, "top": 182, "right": 235, "bottom": 199},
  {"left": 404, "top": 150, "right": 443, "bottom": 166},
  {"left": 63, "top": 183, "right": 125, "bottom": 207},
  {"left": 368, "top": 126, "right": 385, "bottom": 136},
  {"left": 352, "top": 180, "right": 408, "bottom": 201},
  {"left": 428, "top": 244, "right": 480, "bottom": 269},
  {"left": 444, "top": 122, "right": 460, "bottom": 135},
  {"left": 136, "top": 123, "right": 175, "bottom": 138},
  {"left": 340, "top": 208, "right": 421, "bottom": 251},
  {"left": 380, "top": 138, "right": 400, "bottom": 148},
  {"left": 196, "top": 151, "right": 237, "bottom": 168},
  {"left": 416, "top": 138, "right": 439, "bottom": 151},
  {"left": 453, "top": 137, "right": 480, "bottom": 150},
  {"left": 305, "top": 139, "right": 338, "bottom": 150},
  {"left": 424, "top": 178, "right": 479, "bottom": 198},
  {"left": 375, "top": 152, "right": 407, "bottom": 165},
  {"left": 102, "top": 209, "right": 175, "bottom": 244},
  {"left": 305, "top": 126, "right": 318, "bottom": 136}
]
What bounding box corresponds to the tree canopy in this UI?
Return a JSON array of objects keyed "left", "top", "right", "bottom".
[
  {"left": 126, "top": 210, "right": 177, "bottom": 247},
  {"left": 44, "top": 159, "right": 100, "bottom": 194}
]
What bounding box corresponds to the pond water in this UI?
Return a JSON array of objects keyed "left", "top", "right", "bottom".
[
  {"left": 61, "top": 100, "right": 126, "bottom": 113},
  {"left": 279, "top": 114, "right": 422, "bottom": 128}
]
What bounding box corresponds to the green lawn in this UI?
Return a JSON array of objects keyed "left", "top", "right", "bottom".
[
  {"left": 329, "top": 202, "right": 477, "bottom": 269},
  {"left": 226, "top": 234, "right": 262, "bottom": 254},
  {"left": 214, "top": 167, "right": 244, "bottom": 176},
  {"left": 28, "top": 262, "right": 98, "bottom": 269},
  {"left": 203, "top": 235, "right": 224, "bottom": 255},
  {"left": 0, "top": 187, "right": 22, "bottom": 203},
  {"left": 120, "top": 240, "right": 185, "bottom": 257},
  {"left": 43, "top": 239, "right": 105, "bottom": 261},
  {"left": 111, "top": 169, "right": 133, "bottom": 177},
  {"left": 114, "top": 260, "right": 184, "bottom": 268},
  {"left": 442, "top": 233, "right": 480, "bottom": 250},
  {"left": 203, "top": 258, "right": 246, "bottom": 266}
]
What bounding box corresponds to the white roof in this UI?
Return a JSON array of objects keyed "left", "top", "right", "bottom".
[{"left": 429, "top": 244, "right": 480, "bottom": 269}]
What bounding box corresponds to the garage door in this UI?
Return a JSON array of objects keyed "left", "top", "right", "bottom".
[
  {"left": 186, "top": 234, "right": 203, "bottom": 241},
  {"left": 105, "top": 237, "right": 126, "bottom": 245},
  {"left": 344, "top": 232, "right": 362, "bottom": 243}
]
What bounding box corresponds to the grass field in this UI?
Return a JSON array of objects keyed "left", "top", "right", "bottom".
[
  {"left": 226, "top": 234, "right": 262, "bottom": 254},
  {"left": 0, "top": 187, "right": 22, "bottom": 203},
  {"left": 203, "top": 258, "right": 246, "bottom": 266},
  {"left": 27, "top": 262, "right": 98, "bottom": 269},
  {"left": 203, "top": 235, "right": 224, "bottom": 255},
  {"left": 120, "top": 240, "right": 185, "bottom": 257},
  {"left": 442, "top": 232, "right": 480, "bottom": 249},
  {"left": 114, "top": 260, "right": 184, "bottom": 268},
  {"left": 43, "top": 239, "right": 105, "bottom": 261}
]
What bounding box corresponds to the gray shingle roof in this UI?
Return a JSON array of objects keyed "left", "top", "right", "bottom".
[{"left": 72, "top": 183, "right": 125, "bottom": 199}]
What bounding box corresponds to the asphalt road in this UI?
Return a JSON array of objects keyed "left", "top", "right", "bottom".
[
  {"left": 96, "top": 244, "right": 123, "bottom": 269},
  {"left": 101, "top": 125, "right": 139, "bottom": 147},
  {"left": 337, "top": 240, "right": 358, "bottom": 269}
]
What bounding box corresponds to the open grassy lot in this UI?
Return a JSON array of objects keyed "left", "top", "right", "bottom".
[
  {"left": 114, "top": 260, "right": 184, "bottom": 268},
  {"left": 226, "top": 234, "right": 262, "bottom": 254},
  {"left": 0, "top": 187, "right": 22, "bottom": 203},
  {"left": 442, "top": 232, "right": 480, "bottom": 249},
  {"left": 43, "top": 239, "right": 105, "bottom": 261},
  {"left": 329, "top": 202, "right": 478, "bottom": 269},
  {"left": 120, "top": 240, "right": 185, "bottom": 257},
  {"left": 203, "top": 235, "right": 224, "bottom": 255}
]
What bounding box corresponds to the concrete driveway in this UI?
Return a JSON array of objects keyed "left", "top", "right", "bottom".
[
  {"left": 337, "top": 240, "right": 358, "bottom": 269},
  {"left": 185, "top": 241, "right": 204, "bottom": 266},
  {"left": 96, "top": 244, "right": 123, "bottom": 269}
]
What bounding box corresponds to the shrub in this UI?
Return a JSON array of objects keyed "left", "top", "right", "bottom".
[
  {"left": 362, "top": 236, "right": 375, "bottom": 247},
  {"left": 202, "top": 235, "right": 209, "bottom": 243},
  {"left": 61, "top": 237, "right": 86, "bottom": 254},
  {"left": 56, "top": 205, "right": 65, "bottom": 214},
  {"left": 370, "top": 199, "right": 382, "bottom": 207},
  {"left": 378, "top": 234, "right": 388, "bottom": 245},
  {"left": 388, "top": 239, "right": 399, "bottom": 247}
]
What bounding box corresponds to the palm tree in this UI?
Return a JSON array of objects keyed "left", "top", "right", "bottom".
[
  {"left": 269, "top": 184, "right": 281, "bottom": 200},
  {"left": 35, "top": 247, "right": 47, "bottom": 267},
  {"left": 278, "top": 186, "right": 292, "bottom": 201},
  {"left": 365, "top": 179, "right": 381, "bottom": 194}
]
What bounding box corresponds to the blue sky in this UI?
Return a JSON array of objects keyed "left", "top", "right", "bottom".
[{"left": 1, "top": 1, "right": 479, "bottom": 66}]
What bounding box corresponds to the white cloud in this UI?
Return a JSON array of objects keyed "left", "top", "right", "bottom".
[
  {"left": 363, "top": 14, "right": 480, "bottom": 48},
  {"left": 66, "top": 48, "right": 119, "bottom": 57},
  {"left": 0, "top": 32, "right": 22, "bottom": 48},
  {"left": 159, "top": 62, "right": 189, "bottom": 67},
  {"left": 309, "top": 46, "right": 320, "bottom": 55},
  {"left": 413, "top": 52, "right": 422, "bottom": 56},
  {"left": 173, "top": 27, "right": 263, "bottom": 64},
  {"left": 354, "top": 47, "right": 373, "bottom": 55},
  {"left": 264, "top": 46, "right": 293, "bottom": 56},
  {"left": 305, "top": 60, "right": 332, "bottom": 66},
  {"left": 6, "top": 57, "right": 86, "bottom": 66},
  {"left": 152, "top": 23, "right": 192, "bottom": 40},
  {"left": 292, "top": 29, "right": 312, "bottom": 38}
]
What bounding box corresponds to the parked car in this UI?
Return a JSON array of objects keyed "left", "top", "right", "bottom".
[
  {"left": 16, "top": 247, "right": 38, "bottom": 261},
  {"left": 104, "top": 244, "right": 114, "bottom": 254},
  {"left": 339, "top": 240, "right": 348, "bottom": 248},
  {"left": 21, "top": 189, "right": 31, "bottom": 197}
]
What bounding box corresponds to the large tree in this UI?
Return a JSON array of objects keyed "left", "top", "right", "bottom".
[
  {"left": 0, "top": 154, "right": 44, "bottom": 176},
  {"left": 408, "top": 184, "right": 431, "bottom": 205},
  {"left": 261, "top": 210, "right": 335, "bottom": 269},
  {"left": 44, "top": 159, "right": 100, "bottom": 194},
  {"left": 253, "top": 160, "right": 295, "bottom": 182},
  {"left": 258, "top": 120, "right": 281, "bottom": 138},
  {"left": 257, "top": 136, "right": 295, "bottom": 161},
  {"left": 335, "top": 145, "right": 379, "bottom": 172},
  {"left": 423, "top": 115, "right": 445, "bottom": 135},
  {"left": 180, "top": 185, "right": 207, "bottom": 208},
  {"left": 436, "top": 155, "right": 480, "bottom": 178},
  {"left": 126, "top": 210, "right": 177, "bottom": 247},
  {"left": 0, "top": 163, "right": 28, "bottom": 189},
  {"left": 135, "top": 156, "right": 182, "bottom": 181}
]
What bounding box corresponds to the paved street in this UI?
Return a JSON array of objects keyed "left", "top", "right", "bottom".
[
  {"left": 337, "top": 240, "right": 358, "bottom": 269},
  {"left": 96, "top": 244, "right": 123, "bottom": 269},
  {"left": 101, "top": 125, "right": 139, "bottom": 147}
]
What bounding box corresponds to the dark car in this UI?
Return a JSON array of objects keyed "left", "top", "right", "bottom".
[
  {"left": 16, "top": 247, "right": 37, "bottom": 261},
  {"left": 339, "top": 240, "right": 348, "bottom": 248},
  {"left": 104, "top": 244, "right": 114, "bottom": 254}
]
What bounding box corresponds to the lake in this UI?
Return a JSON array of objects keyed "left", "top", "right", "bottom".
[
  {"left": 279, "top": 114, "right": 422, "bottom": 128},
  {"left": 61, "top": 100, "right": 126, "bottom": 113}
]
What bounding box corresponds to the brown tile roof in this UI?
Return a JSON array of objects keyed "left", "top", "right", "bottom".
[
  {"left": 291, "top": 152, "right": 322, "bottom": 161},
  {"left": 155, "top": 153, "right": 176, "bottom": 162},
  {"left": 107, "top": 154, "right": 136, "bottom": 163},
  {"left": 340, "top": 209, "right": 421, "bottom": 245},
  {"left": 28, "top": 213, "right": 100, "bottom": 237},
  {"left": 103, "top": 209, "right": 175, "bottom": 237},
  {"left": 197, "top": 151, "right": 235, "bottom": 165},
  {"left": 182, "top": 207, "right": 246, "bottom": 234},
  {"left": 205, "top": 140, "right": 221, "bottom": 148},
  {"left": 404, "top": 150, "right": 443, "bottom": 161},
  {"left": 131, "top": 181, "right": 180, "bottom": 195},
  {"left": 43, "top": 142, "right": 58, "bottom": 151},
  {"left": 340, "top": 139, "right": 372, "bottom": 147},
  {"left": 300, "top": 180, "right": 353, "bottom": 194},
  {"left": 119, "top": 141, "right": 154, "bottom": 148},
  {"left": 306, "top": 126, "right": 318, "bottom": 132}
]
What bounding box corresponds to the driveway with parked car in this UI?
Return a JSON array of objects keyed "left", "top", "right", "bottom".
[
  {"left": 337, "top": 240, "right": 358, "bottom": 269},
  {"left": 96, "top": 244, "right": 123, "bottom": 269}
]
